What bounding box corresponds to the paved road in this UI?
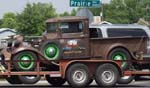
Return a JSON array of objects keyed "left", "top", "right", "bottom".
[{"left": 1, "top": 80, "right": 150, "bottom": 88}]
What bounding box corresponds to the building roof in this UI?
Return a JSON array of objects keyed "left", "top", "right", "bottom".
[{"left": 0, "top": 28, "right": 16, "bottom": 33}]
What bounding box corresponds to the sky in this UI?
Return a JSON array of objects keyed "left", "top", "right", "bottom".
[
  {"left": 0, "top": 0, "right": 76, "bottom": 18},
  {"left": 0, "top": 0, "right": 110, "bottom": 18}
]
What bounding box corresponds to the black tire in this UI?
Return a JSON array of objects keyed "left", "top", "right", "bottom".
[
  {"left": 46, "top": 76, "right": 66, "bottom": 86},
  {"left": 66, "top": 63, "right": 90, "bottom": 88},
  {"left": 134, "top": 75, "right": 141, "bottom": 81},
  {"left": 95, "top": 63, "right": 119, "bottom": 87},
  {"left": 0, "top": 53, "right": 7, "bottom": 69},
  {"left": 13, "top": 51, "right": 37, "bottom": 71},
  {"left": 40, "top": 41, "right": 62, "bottom": 62},
  {"left": 88, "top": 79, "right": 93, "bottom": 85},
  {"left": 6, "top": 75, "right": 22, "bottom": 84},
  {"left": 118, "top": 76, "right": 134, "bottom": 84},
  {"left": 19, "top": 75, "right": 41, "bottom": 84}
]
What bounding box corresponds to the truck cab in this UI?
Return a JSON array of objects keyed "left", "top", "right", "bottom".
[{"left": 41, "top": 16, "right": 90, "bottom": 61}]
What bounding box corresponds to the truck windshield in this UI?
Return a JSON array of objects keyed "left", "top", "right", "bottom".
[{"left": 46, "top": 23, "right": 57, "bottom": 33}]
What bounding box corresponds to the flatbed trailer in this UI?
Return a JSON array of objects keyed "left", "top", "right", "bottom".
[{"left": 1, "top": 59, "right": 150, "bottom": 87}]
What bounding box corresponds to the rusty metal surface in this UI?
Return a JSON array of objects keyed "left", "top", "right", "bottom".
[{"left": 90, "top": 37, "right": 147, "bottom": 60}]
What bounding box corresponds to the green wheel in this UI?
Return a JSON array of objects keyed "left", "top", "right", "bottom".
[
  {"left": 108, "top": 48, "right": 134, "bottom": 84},
  {"left": 108, "top": 48, "right": 131, "bottom": 70},
  {"left": 40, "top": 41, "right": 62, "bottom": 61},
  {"left": 13, "top": 51, "right": 37, "bottom": 71},
  {"left": 44, "top": 44, "right": 60, "bottom": 60},
  {"left": 112, "top": 52, "right": 127, "bottom": 68}
]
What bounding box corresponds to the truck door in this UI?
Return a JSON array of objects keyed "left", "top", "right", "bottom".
[{"left": 60, "top": 20, "right": 90, "bottom": 59}]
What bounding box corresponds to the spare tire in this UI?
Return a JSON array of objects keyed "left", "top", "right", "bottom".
[{"left": 40, "top": 41, "right": 62, "bottom": 62}]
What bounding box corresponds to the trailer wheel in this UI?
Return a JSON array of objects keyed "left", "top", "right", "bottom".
[
  {"left": 19, "top": 75, "right": 41, "bottom": 84},
  {"left": 95, "top": 63, "right": 119, "bottom": 87},
  {"left": 66, "top": 63, "right": 90, "bottom": 87},
  {"left": 46, "top": 76, "right": 66, "bottom": 86},
  {"left": 13, "top": 51, "right": 37, "bottom": 71},
  {"left": 40, "top": 41, "right": 62, "bottom": 61},
  {"left": 6, "top": 75, "right": 22, "bottom": 84}
]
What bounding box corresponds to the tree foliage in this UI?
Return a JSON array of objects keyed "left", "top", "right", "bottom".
[
  {"left": 16, "top": 2, "right": 57, "bottom": 35},
  {"left": 59, "top": 8, "right": 77, "bottom": 16},
  {"left": 1, "top": 12, "right": 17, "bottom": 28},
  {"left": 89, "top": 0, "right": 150, "bottom": 24}
]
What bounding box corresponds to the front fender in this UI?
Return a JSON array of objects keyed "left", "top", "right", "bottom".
[
  {"left": 11, "top": 47, "right": 58, "bottom": 65},
  {"left": 12, "top": 47, "right": 39, "bottom": 55},
  {"left": 12, "top": 47, "right": 45, "bottom": 60}
]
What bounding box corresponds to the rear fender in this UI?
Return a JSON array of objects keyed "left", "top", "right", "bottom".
[{"left": 104, "top": 43, "right": 136, "bottom": 59}]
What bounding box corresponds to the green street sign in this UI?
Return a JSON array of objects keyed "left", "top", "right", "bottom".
[{"left": 70, "top": 0, "right": 101, "bottom": 7}]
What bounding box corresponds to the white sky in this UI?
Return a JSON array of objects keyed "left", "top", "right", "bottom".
[{"left": 0, "top": 0, "right": 110, "bottom": 18}]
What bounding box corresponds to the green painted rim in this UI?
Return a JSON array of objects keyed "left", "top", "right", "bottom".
[
  {"left": 112, "top": 52, "right": 127, "bottom": 68},
  {"left": 18, "top": 53, "right": 35, "bottom": 70},
  {"left": 44, "top": 43, "right": 60, "bottom": 60}
]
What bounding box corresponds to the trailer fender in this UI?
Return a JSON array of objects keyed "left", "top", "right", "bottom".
[{"left": 60, "top": 60, "right": 123, "bottom": 79}]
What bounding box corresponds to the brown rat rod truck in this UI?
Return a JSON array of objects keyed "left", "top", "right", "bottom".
[{"left": 0, "top": 16, "right": 149, "bottom": 87}]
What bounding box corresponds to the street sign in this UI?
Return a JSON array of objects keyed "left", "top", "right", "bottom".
[{"left": 70, "top": 0, "right": 101, "bottom": 7}]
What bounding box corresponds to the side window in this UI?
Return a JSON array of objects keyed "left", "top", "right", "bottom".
[
  {"left": 46, "top": 23, "right": 57, "bottom": 33},
  {"left": 97, "top": 28, "right": 102, "bottom": 37},
  {"left": 89, "top": 28, "right": 102, "bottom": 38},
  {"left": 107, "top": 28, "right": 148, "bottom": 37},
  {"left": 60, "top": 22, "right": 83, "bottom": 33}
]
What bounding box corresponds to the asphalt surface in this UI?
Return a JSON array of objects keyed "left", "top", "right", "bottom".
[{"left": 1, "top": 79, "right": 150, "bottom": 88}]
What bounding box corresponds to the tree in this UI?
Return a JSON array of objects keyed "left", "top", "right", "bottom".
[
  {"left": 71, "top": 8, "right": 77, "bottom": 16},
  {"left": 1, "top": 12, "right": 17, "bottom": 28},
  {"left": 16, "top": 2, "right": 57, "bottom": 35},
  {"left": 88, "top": 0, "right": 150, "bottom": 24},
  {"left": 0, "top": 19, "right": 2, "bottom": 28},
  {"left": 59, "top": 11, "right": 70, "bottom": 17},
  {"left": 59, "top": 9, "right": 77, "bottom": 17}
]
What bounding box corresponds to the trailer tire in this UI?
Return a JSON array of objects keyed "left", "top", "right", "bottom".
[
  {"left": 95, "top": 63, "right": 119, "bottom": 87},
  {"left": 118, "top": 76, "right": 134, "bottom": 84},
  {"left": 19, "top": 75, "right": 41, "bottom": 84},
  {"left": 88, "top": 79, "right": 93, "bottom": 85},
  {"left": 66, "top": 63, "right": 90, "bottom": 87},
  {"left": 13, "top": 51, "right": 37, "bottom": 71},
  {"left": 46, "top": 76, "right": 66, "bottom": 86},
  {"left": 6, "top": 75, "right": 22, "bottom": 84},
  {"left": 40, "top": 41, "right": 62, "bottom": 62}
]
